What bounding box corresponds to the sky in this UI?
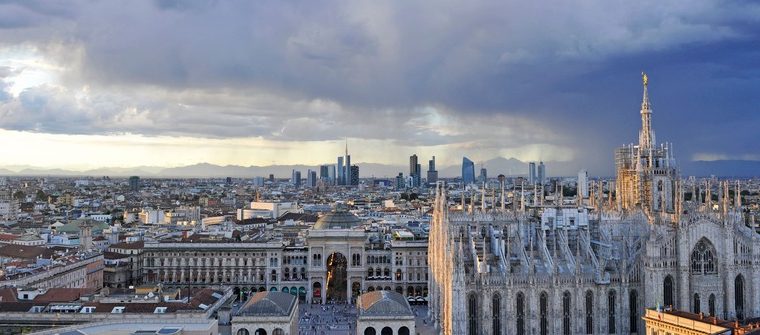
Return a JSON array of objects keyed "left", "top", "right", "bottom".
[{"left": 0, "top": 0, "right": 758, "bottom": 175}]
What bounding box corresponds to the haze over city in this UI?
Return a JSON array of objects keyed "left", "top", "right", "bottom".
[{"left": 0, "top": 1, "right": 759, "bottom": 176}]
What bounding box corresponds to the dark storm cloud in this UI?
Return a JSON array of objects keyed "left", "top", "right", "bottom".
[{"left": 0, "top": 0, "right": 758, "bottom": 173}]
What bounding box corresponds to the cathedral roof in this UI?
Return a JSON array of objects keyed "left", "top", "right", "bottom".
[{"left": 357, "top": 291, "right": 413, "bottom": 317}]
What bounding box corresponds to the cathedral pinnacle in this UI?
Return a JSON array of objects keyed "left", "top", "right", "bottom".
[{"left": 639, "top": 71, "right": 654, "bottom": 149}]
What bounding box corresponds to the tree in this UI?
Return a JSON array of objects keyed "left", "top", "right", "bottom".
[
  {"left": 36, "top": 190, "right": 46, "bottom": 201},
  {"left": 13, "top": 190, "right": 24, "bottom": 200}
]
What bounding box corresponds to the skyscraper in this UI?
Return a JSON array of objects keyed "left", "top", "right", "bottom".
[
  {"left": 427, "top": 156, "right": 438, "bottom": 186},
  {"left": 409, "top": 154, "right": 421, "bottom": 187},
  {"left": 128, "top": 176, "right": 140, "bottom": 191},
  {"left": 350, "top": 165, "right": 359, "bottom": 186},
  {"left": 479, "top": 167, "right": 487, "bottom": 183},
  {"left": 409, "top": 154, "right": 418, "bottom": 177},
  {"left": 293, "top": 170, "right": 301, "bottom": 188},
  {"left": 345, "top": 154, "right": 351, "bottom": 185},
  {"left": 337, "top": 156, "right": 344, "bottom": 185},
  {"left": 528, "top": 162, "right": 536, "bottom": 184},
  {"left": 578, "top": 169, "right": 589, "bottom": 198},
  {"left": 395, "top": 173, "right": 405, "bottom": 190},
  {"left": 307, "top": 170, "right": 317, "bottom": 188},
  {"left": 537, "top": 161, "right": 546, "bottom": 185},
  {"left": 319, "top": 165, "right": 329, "bottom": 181},
  {"left": 462, "top": 157, "right": 475, "bottom": 185}
]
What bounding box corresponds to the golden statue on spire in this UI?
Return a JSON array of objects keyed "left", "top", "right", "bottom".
[{"left": 642, "top": 71, "right": 648, "bottom": 87}]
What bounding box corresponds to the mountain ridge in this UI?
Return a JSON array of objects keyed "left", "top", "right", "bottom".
[{"left": 0, "top": 159, "right": 754, "bottom": 178}]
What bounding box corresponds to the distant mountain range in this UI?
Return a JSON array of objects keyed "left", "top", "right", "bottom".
[{"left": 0, "top": 158, "right": 756, "bottom": 178}]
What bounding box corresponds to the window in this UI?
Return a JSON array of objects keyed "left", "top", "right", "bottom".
[
  {"left": 493, "top": 294, "right": 501, "bottom": 335},
  {"left": 663, "top": 275, "right": 674, "bottom": 308},
  {"left": 540, "top": 292, "right": 548, "bottom": 335},
  {"left": 630, "top": 290, "right": 638, "bottom": 333},
  {"left": 585, "top": 291, "right": 593, "bottom": 334},
  {"left": 736, "top": 275, "right": 745, "bottom": 320},
  {"left": 562, "top": 291, "right": 571, "bottom": 335},
  {"left": 693, "top": 293, "right": 701, "bottom": 314},
  {"left": 516, "top": 292, "right": 525, "bottom": 335},
  {"left": 708, "top": 294, "right": 716, "bottom": 317},
  {"left": 608, "top": 290, "right": 616, "bottom": 334},
  {"left": 690, "top": 239, "right": 717, "bottom": 274},
  {"left": 468, "top": 293, "right": 478, "bottom": 335}
]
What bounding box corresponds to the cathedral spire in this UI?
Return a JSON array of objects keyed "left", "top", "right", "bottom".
[{"left": 639, "top": 72, "right": 654, "bottom": 149}]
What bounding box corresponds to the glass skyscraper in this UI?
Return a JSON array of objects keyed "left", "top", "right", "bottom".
[{"left": 462, "top": 157, "right": 475, "bottom": 185}]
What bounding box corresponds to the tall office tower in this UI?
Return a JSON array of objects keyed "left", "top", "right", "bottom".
[
  {"left": 291, "top": 169, "right": 297, "bottom": 185},
  {"left": 479, "top": 167, "right": 488, "bottom": 183},
  {"left": 307, "top": 170, "right": 317, "bottom": 188},
  {"left": 615, "top": 72, "right": 677, "bottom": 214},
  {"left": 319, "top": 165, "right": 329, "bottom": 181},
  {"left": 409, "top": 154, "right": 422, "bottom": 187},
  {"left": 328, "top": 165, "right": 336, "bottom": 184},
  {"left": 409, "top": 154, "right": 418, "bottom": 177},
  {"left": 350, "top": 165, "right": 359, "bottom": 186},
  {"left": 294, "top": 171, "right": 302, "bottom": 188},
  {"left": 578, "top": 169, "right": 589, "bottom": 198},
  {"left": 337, "top": 156, "right": 345, "bottom": 185},
  {"left": 462, "top": 157, "right": 475, "bottom": 185},
  {"left": 529, "top": 162, "right": 536, "bottom": 184},
  {"left": 128, "top": 176, "right": 140, "bottom": 191},
  {"left": 269, "top": 174, "right": 274, "bottom": 183},
  {"left": 344, "top": 140, "right": 352, "bottom": 187},
  {"left": 537, "top": 161, "right": 546, "bottom": 185},
  {"left": 427, "top": 156, "right": 438, "bottom": 186},
  {"left": 396, "top": 173, "right": 405, "bottom": 190},
  {"left": 253, "top": 176, "right": 265, "bottom": 187}
]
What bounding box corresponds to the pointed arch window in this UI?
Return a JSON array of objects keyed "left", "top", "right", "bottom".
[
  {"left": 540, "top": 292, "right": 548, "bottom": 335},
  {"left": 516, "top": 292, "right": 525, "bottom": 335},
  {"left": 468, "top": 293, "right": 478, "bottom": 335},
  {"left": 690, "top": 239, "right": 717, "bottom": 274},
  {"left": 693, "top": 293, "right": 701, "bottom": 314},
  {"left": 663, "top": 275, "right": 674, "bottom": 308},
  {"left": 492, "top": 294, "right": 501, "bottom": 335},
  {"left": 562, "top": 291, "right": 571, "bottom": 335},
  {"left": 585, "top": 291, "right": 594, "bottom": 334},
  {"left": 608, "top": 290, "right": 616, "bottom": 334},
  {"left": 629, "top": 290, "right": 638, "bottom": 333},
  {"left": 708, "top": 294, "right": 716, "bottom": 317},
  {"left": 735, "top": 275, "right": 745, "bottom": 320}
]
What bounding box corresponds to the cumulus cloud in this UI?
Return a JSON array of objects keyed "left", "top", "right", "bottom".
[{"left": 0, "top": 0, "right": 758, "bottom": 172}]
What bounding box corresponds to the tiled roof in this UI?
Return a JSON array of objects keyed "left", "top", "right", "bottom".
[{"left": 0, "top": 245, "right": 53, "bottom": 259}]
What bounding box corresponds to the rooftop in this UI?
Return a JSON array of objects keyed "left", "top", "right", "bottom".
[
  {"left": 313, "top": 210, "right": 362, "bottom": 230},
  {"left": 237, "top": 291, "right": 296, "bottom": 317},
  {"left": 357, "top": 291, "right": 413, "bottom": 317}
]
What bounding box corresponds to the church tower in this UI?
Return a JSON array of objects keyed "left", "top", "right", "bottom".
[{"left": 615, "top": 73, "right": 678, "bottom": 217}]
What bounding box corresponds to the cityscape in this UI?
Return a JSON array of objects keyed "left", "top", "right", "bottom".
[{"left": 0, "top": 1, "right": 759, "bottom": 335}]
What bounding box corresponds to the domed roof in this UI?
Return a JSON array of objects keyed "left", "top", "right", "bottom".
[
  {"left": 237, "top": 291, "right": 296, "bottom": 317},
  {"left": 313, "top": 209, "right": 361, "bottom": 230},
  {"left": 357, "top": 291, "right": 413, "bottom": 316}
]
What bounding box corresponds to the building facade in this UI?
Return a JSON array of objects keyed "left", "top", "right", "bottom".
[
  {"left": 427, "top": 76, "right": 760, "bottom": 335},
  {"left": 141, "top": 209, "right": 429, "bottom": 306}
]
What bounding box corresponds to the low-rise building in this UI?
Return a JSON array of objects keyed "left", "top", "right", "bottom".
[
  {"left": 232, "top": 291, "right": 298, "bottom": 335},
  {"left": 356, "top": 291, "right": 415, "bottom": 335},
  {"left": 642, "top": 308, "right": 760, "bottom": 335}
]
